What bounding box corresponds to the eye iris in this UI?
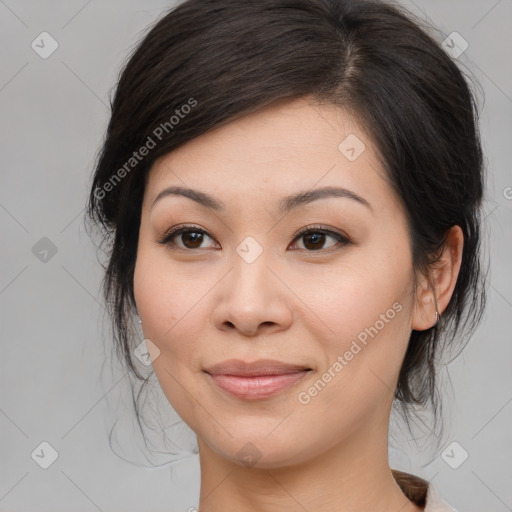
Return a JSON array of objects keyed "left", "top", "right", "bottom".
[
  {"left": 182, "top": 231, "right": 203, "bottom": 249},
  {"left": 303, "top": 232, "right": 325, "bottom": 250}
]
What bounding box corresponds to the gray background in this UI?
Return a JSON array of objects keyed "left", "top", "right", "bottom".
[{"left": 1, "top": 1, "right": 511, "bottom": 511}]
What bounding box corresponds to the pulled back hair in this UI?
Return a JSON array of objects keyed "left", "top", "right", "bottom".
[{"left": 86, "top": 0, "right": 487, "bottom": 452}]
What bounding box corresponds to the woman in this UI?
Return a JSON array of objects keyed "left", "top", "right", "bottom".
[{"left": 87, "top": 0, "right": 487, "bottom": 510}]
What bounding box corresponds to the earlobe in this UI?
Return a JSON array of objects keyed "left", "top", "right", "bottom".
[{"left": 411, "top": 225, "right": 464, "bottom": 331}]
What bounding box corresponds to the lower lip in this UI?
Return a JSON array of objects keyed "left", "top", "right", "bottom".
[{"left": 206, "top": 371, "right": 311, "bottom": 400}]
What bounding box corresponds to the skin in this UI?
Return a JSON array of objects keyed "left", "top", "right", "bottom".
[{"left": 133, "top": 96, "right": 463, "bottom": 512}]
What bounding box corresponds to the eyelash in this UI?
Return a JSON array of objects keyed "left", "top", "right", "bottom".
[{"left": 157, "top": 224, "right": 351, "bottom": 252}]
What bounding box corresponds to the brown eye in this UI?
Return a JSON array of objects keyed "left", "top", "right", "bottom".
[
  {"left": 158, "top": 226, "right": 217, "bottom": 250},
  {"left": 289, "top": 226, "right": 350, "bottom": 252},
  {"left": 302, "top": 232, "right": 328, "bottom": 250},
  {"left": 179, "top": 230, "right": 206, "bottom": 249}
]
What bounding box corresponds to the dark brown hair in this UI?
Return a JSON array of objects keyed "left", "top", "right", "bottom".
[{"left": 86, "top": 0, "right": 487, "bottom": 453}]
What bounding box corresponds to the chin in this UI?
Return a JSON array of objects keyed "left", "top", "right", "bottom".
[{"left": 201, "top": 431, "right": 321, "bottom": 470}]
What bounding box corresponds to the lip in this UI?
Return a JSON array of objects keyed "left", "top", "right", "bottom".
[
  {"left": 204, "top": 358, "right": 312, "bottom": 376},
  {"left": 203, "top": 359, "right": 312, "bottom": 400}
]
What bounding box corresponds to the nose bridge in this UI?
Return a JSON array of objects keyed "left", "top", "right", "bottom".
[
  {"left": 212, "top": 235, "right": 292, "bottom": 335},
  {"left": 230, "top": 235, "right": 275, "bottom": 303}
]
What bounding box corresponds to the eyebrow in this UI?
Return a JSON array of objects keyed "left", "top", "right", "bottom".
[{"left": 150, "top": 185, "right": 372, "bottom": 213}]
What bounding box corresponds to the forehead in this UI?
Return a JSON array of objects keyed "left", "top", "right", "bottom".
[{"left": 145, "top": 97, "right": 391, "bottom": 211}]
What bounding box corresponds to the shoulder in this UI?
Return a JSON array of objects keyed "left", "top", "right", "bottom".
[{"left": 391, "top": 469, "right": 459, "bottom": 512}]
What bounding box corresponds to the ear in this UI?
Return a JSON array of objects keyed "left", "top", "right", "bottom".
[{"left": 411, "top": 225, "right": 464, "bottom": 331}]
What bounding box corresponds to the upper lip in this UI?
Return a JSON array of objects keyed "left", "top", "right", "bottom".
[{"left": 204, "top": 359, "right": 312, "bottom": 376}]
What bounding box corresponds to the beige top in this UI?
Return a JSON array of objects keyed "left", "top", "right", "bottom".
[{"left": 392, "top": 470, "right": 458, "bottom": 512}]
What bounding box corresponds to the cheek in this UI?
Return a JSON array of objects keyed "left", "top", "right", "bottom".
[
  {"left": 302, "top": 235, "right": 414, "bottom": 392},
  {"left": 133, "top": 248, "right": 210, "bottom": 426},
  {"left": 133, "top": 240, "right": 234, "bottom": 383},
  {"left": 302, "top": 243, "right": 412, "bottom": 342},
  {"left": 133, "top": 242, "right": 200, "bottom": 360}
]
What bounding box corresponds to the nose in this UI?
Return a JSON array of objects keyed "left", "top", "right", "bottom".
[{"left": 212, "top": 248, "right": 293, "bottom": 338}]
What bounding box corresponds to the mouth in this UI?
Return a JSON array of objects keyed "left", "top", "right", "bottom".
[{"left": 203, "top": 359, "right": 313, "bottom": 400}]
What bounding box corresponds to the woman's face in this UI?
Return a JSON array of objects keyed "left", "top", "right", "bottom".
[{"left": 134, "top": 96, "right": 424, "bottom": 469}]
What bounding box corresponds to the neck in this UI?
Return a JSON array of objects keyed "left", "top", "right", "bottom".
[{"left": 195, "top": 416, "right": 423, "bottom": 512}]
